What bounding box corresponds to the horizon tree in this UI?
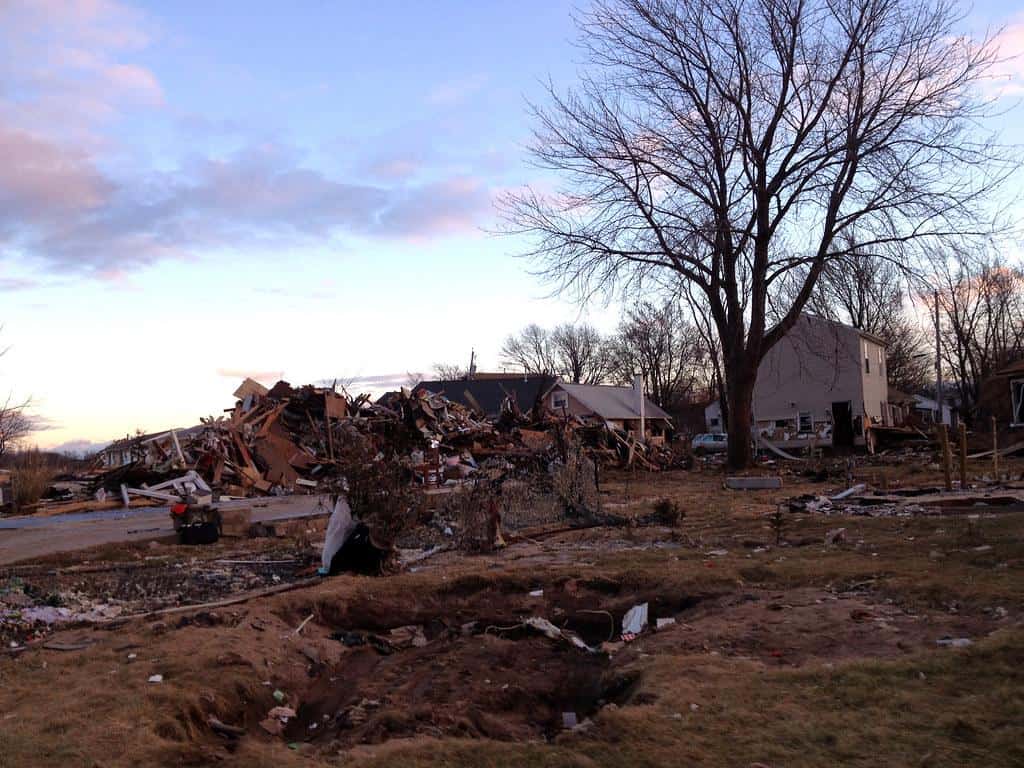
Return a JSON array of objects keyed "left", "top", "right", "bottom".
[{"left": 503, "top": 0, "right": 1011, "bottom": 466}]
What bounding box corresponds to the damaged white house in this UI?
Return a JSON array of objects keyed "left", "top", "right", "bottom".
[{"left": 706, "top": 314, "right": 890, "bottom": 448}]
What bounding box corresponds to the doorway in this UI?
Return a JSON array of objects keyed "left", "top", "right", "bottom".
[{"left": 831, "top": 401, "right": 855, "bottom": 447}]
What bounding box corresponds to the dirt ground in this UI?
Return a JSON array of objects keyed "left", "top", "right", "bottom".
[{"left": 1, "top": 456, "right": 1022, "bottom": 767}]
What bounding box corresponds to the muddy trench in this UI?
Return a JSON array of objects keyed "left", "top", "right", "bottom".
[{"left": 221, "top": 577, "right": 705, "bottom": 753}]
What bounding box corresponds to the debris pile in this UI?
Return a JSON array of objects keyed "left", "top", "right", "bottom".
[{"left": 103, "top": 379, "right": 531, "bottom": 505}]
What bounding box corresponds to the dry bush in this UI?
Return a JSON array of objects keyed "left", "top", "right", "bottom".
[
  {"left": 551, "top": 443, "right": 600, "bottom": 519},
  {"left": 445, "top": 481, "right": 501, "bottom": 553},
  {"left": 11, "top": 449, "right": 56, "bottom": 511},
  {"left": 333, "top": 443, "right": 420, "bottom": 550}
]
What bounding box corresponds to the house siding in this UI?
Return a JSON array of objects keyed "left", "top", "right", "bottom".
[{"left": 753, "top": 316, "right": 866, "bottom": 428}]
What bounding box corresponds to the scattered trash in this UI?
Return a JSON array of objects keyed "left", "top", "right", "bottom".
[
  {"left": 824, "top": 527, "right": 847, "bottom": 546},
  {"left": 562, "top": 711, "right": 578, "bottom": 729},
  {"left": 388, "top": 625, "right": 428, "bottom": 649},
  {"left": 655, "top": 618, "right": 676, "bottom": 630},
  {"left": 831, "top": 484, "right": 866, "bottom": 500},
  {"left": 148, "top": 674, "right": 163, "bottom": 683},
  {"left": 523, "top": 616, "right": 597, "bottom": 653},
  {"left": 935, "top": 637, "right": 973, "bottom": 648},
  {"left": 621, "top": 603, "right": 649, "bottom": 639}
]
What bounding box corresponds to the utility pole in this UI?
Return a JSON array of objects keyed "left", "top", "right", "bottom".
[{"left": 934, "top": 290, "right": 943, "bottom": 425}]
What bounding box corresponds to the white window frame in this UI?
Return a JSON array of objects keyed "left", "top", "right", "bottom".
[
  {"left": 798, "top": 411, "right": 813, "bottom": 432},
  {"left": 1012, "top": 378, "right": 1024, "bottom": 427},
  {"left": 552, "top": 392, "right": 569, "bottom": 410}
]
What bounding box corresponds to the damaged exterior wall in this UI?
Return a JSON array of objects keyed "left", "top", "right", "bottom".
[{"left": 752, "top": 314, "right": 889, "bottom": 445}]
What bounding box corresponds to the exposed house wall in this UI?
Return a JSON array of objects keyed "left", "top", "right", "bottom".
[
  {"left": 860, "top": 336, "right": 889, "bottom": 425},
  {"left": 753, "top": 316, "right": 865, "bottom": 427}
]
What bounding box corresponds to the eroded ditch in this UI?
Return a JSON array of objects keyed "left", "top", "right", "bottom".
[{"left": 220, "top": 575, "right": 708, "bottom": 754}]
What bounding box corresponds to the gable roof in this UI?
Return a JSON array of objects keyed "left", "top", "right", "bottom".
[
  {"left": 996, "top": 358, "right": 1024, "bottom": 377},
  {"left": 553, "top": 382, "right": 672, "bottom": 421},
  {"left": 798, "top": 313, "right": 887, "bottom": 347},
  {"left": 415, "top": 373, "right": 557, "bottom": 417},
  {"left": 887, "top": 386, "right": 915, "bottom": 404}
]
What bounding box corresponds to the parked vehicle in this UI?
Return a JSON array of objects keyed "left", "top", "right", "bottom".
[{"left": 691, "top": 432, "right": 728, "bottom": 455}]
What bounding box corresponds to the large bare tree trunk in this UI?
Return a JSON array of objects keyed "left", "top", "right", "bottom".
[{"left": 725, "top": 361, "right": 755, "bottom": 467}]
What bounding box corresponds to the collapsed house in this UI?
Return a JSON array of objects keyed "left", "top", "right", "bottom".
[
  {"left": 74, "top": 371, "right": 685, "bottom": 516},
  {"left": 546, "top": 380, "right": 672, "bottom": 443},
  {"left": 413, "top": 373, "right": 557, "bottom": 419}
]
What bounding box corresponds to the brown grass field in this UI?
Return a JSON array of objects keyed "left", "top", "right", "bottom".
[{"left": 1, "top": 459, "right": 1022, "bottom": 767}]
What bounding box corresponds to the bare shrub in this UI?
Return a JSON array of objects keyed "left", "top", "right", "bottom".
[{"left": 11, "top": 450, "right": 56, "bottom": 511}]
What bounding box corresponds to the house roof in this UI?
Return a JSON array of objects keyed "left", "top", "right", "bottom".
[
  {"left": 996, "top": 359, "right": 1024, "bottom": 377},
  {"left": 553, "top": 382, "right": 672, "bottom": 421},
  {"left": 415, "top": 373, "right": 557, "bottom": 417},
  {"left": 887, "top": 386, "right": 915, "bottom": 404},
  {"left": 800, "top": 313, "right": 887, "bottom": 347}
]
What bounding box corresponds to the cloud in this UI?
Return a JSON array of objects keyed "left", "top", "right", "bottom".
[
  {"left": 378, "top": 176, "right": 493, "bottom": 237},
  {"left": 0, "top": 3, "right": 496, "bottom": 279},
  {"left": 215, "top": 368, "right": 285, "bottom": 383},
  {"left": 985, "top": 15, "right": 1024, "bottom": 97},
  {"left": 48, "top": 438, "right": 111, "bottom": 457},
  {"left": 0, "top": 277, "right": 41, "bottom": 293},
  {"left": 0, "top": 128, "right": 111, "bottom": 222},
  {"left": 320, "top": 373, "right": 418, "bottom": 392},
  {"left": 427, "top": 74, "right": 489, "bottom": 106},
  {"left": 366, "top": 157, "right": 422, "bottom": 181},
  {"left": 2, "top": 142, "right": 493, "bottom": 276}
]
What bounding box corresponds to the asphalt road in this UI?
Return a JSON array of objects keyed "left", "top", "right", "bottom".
[{"left": 0, "top": 495, "right": 333, "bottom": 565}]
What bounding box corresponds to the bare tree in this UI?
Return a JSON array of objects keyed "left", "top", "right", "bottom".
[
  {"left": 811, "top": 241, "right": 931, "bottom": 392},
  {"left": 933, "top": 252, "right": 1024, "bottom": 424},
  {"left": 610, "top": 300, "right": 707, "bottom": 411},
  {"left": 882, "top": 315, "right": 932, "bottom": 393},
  {"left": 431, "top": 363, "right": 467, "bottom": 380},
  {"left": 550, "top": 323, "right": 613, "bottom": 383},
  {"left": 501, "top": 324, "right": 557, "bottom": 374},
  {"left": 503, "top": 0, "right": 1010, "bottom": 466},
  {"left": 0, "top": 332, "right": 31, "bottom": 458}
]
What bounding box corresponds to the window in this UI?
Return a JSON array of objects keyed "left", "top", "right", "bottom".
[
  {"left": 552, "top": 392, "right": 568, "bottom": 410},
  {"left": 1012, "top": 379, "right": 1024, "bottom": 426},
  {"left": 864, "top": 342, "right": 871, "bottom": 374},
  {"left": 709, "top": 417, "right": 720, "bottom": 428},
  {"left": 798, "top": 411, "right": 812, "bottom": 432}
]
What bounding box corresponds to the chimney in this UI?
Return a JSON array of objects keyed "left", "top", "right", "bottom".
[{"left": 634, "top": 374, "right": 646, "bottom": 443}]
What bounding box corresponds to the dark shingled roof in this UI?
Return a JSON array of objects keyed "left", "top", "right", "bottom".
[{"left": 414, "top": 374, "right": 557, "bottom": 417}]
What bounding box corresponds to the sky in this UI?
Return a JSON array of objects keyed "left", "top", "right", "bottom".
[{"left": 1, "top": 0, "right": 1023, "bottom": 454}]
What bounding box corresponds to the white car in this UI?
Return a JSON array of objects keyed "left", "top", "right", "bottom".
[{"left": 691, "top": 433, "right": 728, "bottom": 455}]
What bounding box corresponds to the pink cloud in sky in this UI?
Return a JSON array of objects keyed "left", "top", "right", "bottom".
[
  {"left": 427, "top": 73, "right": 489, "bottom": 106},
  {"left": 215, "top": 368, "right": 285, "bottom": 384},
  {"left": 0, "top": 128, "right": 111, "bottom": 215},
  {"left": 0, "top": 2, "right": 497, "bottom": 280},
  {"left": 985, "top": 14, "right": 1024, "bottom": 97}
]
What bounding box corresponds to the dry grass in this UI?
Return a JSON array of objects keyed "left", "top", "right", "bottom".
[
  {"left": 1, "top": 462, "right": 1022, "bottom": 767},
  {"left": 9, "top": 449, "right": 59, "bottom": 511}
]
